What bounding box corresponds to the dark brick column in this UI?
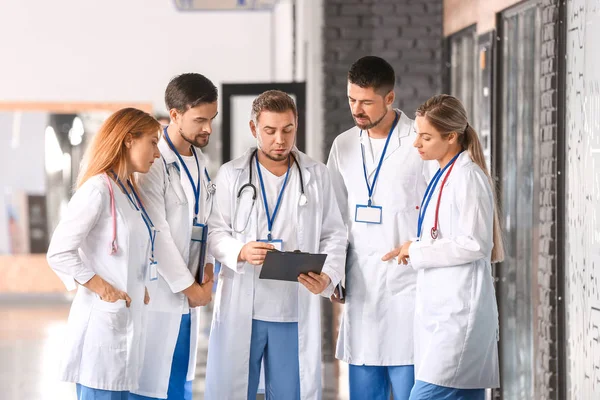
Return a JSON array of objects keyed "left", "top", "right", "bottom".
[
  {"left": 322, "top": 0, "right": 444, "bottom": 159},
  {"left": 537, "top": 0, "right": 566, "bottom": 399}
]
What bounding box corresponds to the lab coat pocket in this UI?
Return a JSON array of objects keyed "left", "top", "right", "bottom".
[
  {"left": 166, "top": 180, "right": 188, "bottom": 206},
  {"left": 80, "top": 298, "right": 129, "bottom": 385},
  {"left": 390, "top": 175, "right": 418, "bottom": 212}
]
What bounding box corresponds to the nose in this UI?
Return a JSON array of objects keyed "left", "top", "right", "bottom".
[
  {"left": 274, "top": 131, "right": 285, "bottom": 144},
  {"left": 154, "top": 148, "right": 160, "bottom": 159},
  {"left": 204, "top": 121, "right": 213, "bottom": 135},
  {"left": 413, "top": 137, "right": 421, "bottom": 148},
  {"left": 352, "top": 102, "right": 363, "bottom": 116}
]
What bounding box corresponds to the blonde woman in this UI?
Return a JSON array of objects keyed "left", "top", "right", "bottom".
[
  {"left": 47, "top": 108, "right": 161, "bottom": 399},
  {"left": 393, "top": 95, "right": 503, "bottom": 400}
]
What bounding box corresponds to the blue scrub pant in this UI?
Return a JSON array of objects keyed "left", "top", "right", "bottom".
[
  {"left": 247, "top": 319, "right": 300, "bottom": 400},
  {"left": 77, "top": 384, "right": 128, "bottom": 400},
  {"left": 349, "top": 364, "right": 415, "bottom": 400},
  {"left": 129, "top": 313, "right": 192, "bottom": 400},
  {"left": 409, "top": 380, "right": 485, "bottom": 400}
]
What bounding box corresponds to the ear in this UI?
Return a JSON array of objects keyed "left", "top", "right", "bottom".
[
  {"left": 124, "top": 132, "right": 133, "bottom": 149},
  {"left": 447, "top": 131, "right": 459, "bottom": 144},
  {"left": 385, "top": 90, "right": 395, "bottom": 107},
  {"left": 169, "top": 108, "right": 180, "bottom": 124},
  {"left": 249, "top": 120, "right": 258, "bottom": 139}
]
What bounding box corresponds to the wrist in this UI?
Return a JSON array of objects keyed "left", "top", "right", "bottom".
[{"left": 182, "top": 282, "right": 198, "bottom": 297}]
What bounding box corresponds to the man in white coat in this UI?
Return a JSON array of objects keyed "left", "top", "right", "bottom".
[
  {"left": 129, "top": 73, "right": 217, "bottom": 400},
  {"left": 205, "top": 90, "right": 347, "bottom": 400},
  {"left": 327, "top": 56, "right": 429, "bottom": 400}
]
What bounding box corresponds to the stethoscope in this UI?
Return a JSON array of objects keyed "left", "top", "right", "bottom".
[
  {"left": 233, "top": 148, "right": 307, "bottom": 234},
  {"left": 417, "top": 151, "right": 462, "bottom": 240},
  {"left": 162, "top": 127, "right": 216, "bottom": 221}
]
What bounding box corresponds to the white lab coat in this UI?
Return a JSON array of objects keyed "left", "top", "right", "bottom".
[
  {"left": 132, "top": 138, "right": 214, "bottom": 398},
  {"left": 46, "top": 174, "right": 150, "bottom": 392},
  {"left": 327, "top": 110, "right": 428, "bottom": 365},
  {"left": 408, "top": 151, "right": 500, "bottom": 389},
  {"left": 205, "top": 148, "right": 347, "bottom": 400}
]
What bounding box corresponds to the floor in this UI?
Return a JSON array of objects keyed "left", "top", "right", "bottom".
[{"left": 0, "top": 295, "right": 346, "bottom": 400}]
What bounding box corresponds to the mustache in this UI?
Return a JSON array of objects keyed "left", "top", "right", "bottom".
[{"left": 353, "top": 114, "right": 369, "bottom": 119}]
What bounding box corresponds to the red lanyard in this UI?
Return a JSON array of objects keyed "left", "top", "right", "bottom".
[{"left": 430, "top": 159, "right": 459, "bottom": 239}]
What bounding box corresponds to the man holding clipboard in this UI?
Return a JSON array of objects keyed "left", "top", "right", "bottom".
[{"left": 205, "top": 90, "right": 347, "bottom": 400}]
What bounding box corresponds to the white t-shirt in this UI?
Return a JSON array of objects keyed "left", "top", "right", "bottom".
[
  {"left": 252, "top": 161, "right": 299, "bottom": 323},
  {"left": 368, "top": 135, "right": 388, "bottom": 162}
]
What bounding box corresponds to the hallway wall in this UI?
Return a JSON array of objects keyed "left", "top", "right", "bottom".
[{"left": 565, "top": 0, "right": 600, "bottom": 398}]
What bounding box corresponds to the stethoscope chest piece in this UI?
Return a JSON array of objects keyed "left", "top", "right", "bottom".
[
  {"left": 430, "top": 227, "right": 438, "bottom": 240},
  {"left": 299, "top": 194, "right": 308, "bottom": 206},
  {"left": 207, "top": 182, "right": 216, "bottom": 196}
]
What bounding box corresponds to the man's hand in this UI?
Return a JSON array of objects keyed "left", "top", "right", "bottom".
[
  {"left": 204, "top": 263, "right": 215, "bottom": 283},
  {"left": 382, "top": 241, "right": 412, "bottom": 265},
  {"left": 183, "top": 280, "right": 213, "bottom": 308},
  {"left": 330, "top": 285, "right": 345, "bottom": 304},
  {"left": 238, "top": 242, "right": 275, "bottom": 265},
  {"left": 144, "top": 287, "right": 150, "bottom": 305},
  {"left": 82, "top": 274, "right": 132, "bottom": 307},
  {"left": 298, "top": 272, "right": 331, "bottom": 295}
]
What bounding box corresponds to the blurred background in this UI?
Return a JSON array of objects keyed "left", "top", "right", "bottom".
[{"left": 0, "top": 0, "right": 598, "bottom": 399}]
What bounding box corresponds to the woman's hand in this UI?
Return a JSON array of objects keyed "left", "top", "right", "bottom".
[
  {"left": 382, "top": 241, "right": 413, "bottom": 265},
  {"left": 81, "top": 275, "right": 132, "bottom": 307}
]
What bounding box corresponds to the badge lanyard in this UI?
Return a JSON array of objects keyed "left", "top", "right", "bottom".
[
  {"left": 360, "top": 111, "right": 400, "bottom": 207},
  {"left": 111, "top": 173, "right": 158, "bottom": 280},
  {"left": 416, "top": 151, "right": 462, "bottom": 240},
  {"left": 255, "top": 153, "right": 291, "bottom": 243},
  {"left": 164, "top": 128, "right": 202, "bottom": 224}
]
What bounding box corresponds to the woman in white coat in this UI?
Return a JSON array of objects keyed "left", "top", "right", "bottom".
[
  {"left": 394, "top": 94, "right": 504, "bottom": 400},
  {"left": 46, "top": 108, "right": 161, "bottom": 400}
]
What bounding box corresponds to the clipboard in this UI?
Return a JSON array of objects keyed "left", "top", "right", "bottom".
[{"left": 259, "top": 250, "right": 328, "bottom": 282}]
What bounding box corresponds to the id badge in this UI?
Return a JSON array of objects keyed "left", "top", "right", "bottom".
[
  {"left": 258, "top": 239, "right": 283, "bottom": 251},
  {"left": 191, "top": 223, "right": 208, "bottom": 283},
  {"left": 149, "top": 260, "right": 158, "bottom": 281},
  {"left": 355, "top": 204, "right": 382, "bottom": 224}
]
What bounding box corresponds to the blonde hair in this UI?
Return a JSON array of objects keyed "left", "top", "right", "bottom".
[
  {"left": 77, "top": 108, "right": 161, "bottom": 192},
  {"left": 416, "top": 94, "right": 505, "bottom": 263}
]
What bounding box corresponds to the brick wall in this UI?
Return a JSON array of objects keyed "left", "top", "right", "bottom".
[
  {"left": 537, "top": 1, "right": 562, "bottom": 399},
  {"left": 322, "top": 0, "right": 444, "bottom": 158}
]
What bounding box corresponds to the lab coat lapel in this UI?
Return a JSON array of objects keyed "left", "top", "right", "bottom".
[
  {"left": 382, "top": 110, "right": 411, "bottom": 162},
  {"left": 359, "top": 132, "right": 378, "bottom": 180}
]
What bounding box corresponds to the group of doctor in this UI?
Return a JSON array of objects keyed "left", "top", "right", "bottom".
[{"left": 47, "top": 55, "right": 503, "bottom": 400}]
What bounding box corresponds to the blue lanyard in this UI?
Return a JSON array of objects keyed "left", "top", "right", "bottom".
[
  {"left": 255, "top": 154, "right": 291, "bottom": 241},
  {"left": 163, "top": 127, "right": 202, "bottom": 222},
  {"left": 360, "top": 111, "right": 400, "bottom": 206},
  {"left": 162, "top": 156, "right": 211, "bottom": 185},
  {"left": 416, "top": 152, "right": 462, "bottom": 239},
  {"left": 111, "top": 173, "right": 157, "bottom": 261}
]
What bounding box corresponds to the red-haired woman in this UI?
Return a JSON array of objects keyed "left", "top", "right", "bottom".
[{"left": 47, "top": 108, "right": 161, "bottom": 399}]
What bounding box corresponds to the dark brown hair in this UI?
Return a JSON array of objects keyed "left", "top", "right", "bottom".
[{"left": 251, "top": 90, "right": 298, "bottom": 123}]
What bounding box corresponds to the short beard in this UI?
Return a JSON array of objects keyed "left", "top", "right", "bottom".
[
  {"left": 179, "top": 128, "right": 209, "bottom": 149},
  {"left": 259, "top": 147, "right": 288, "bottom": 162},
  {"left": 355, "top": 110, "right": 388, "bottom": 130}
]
